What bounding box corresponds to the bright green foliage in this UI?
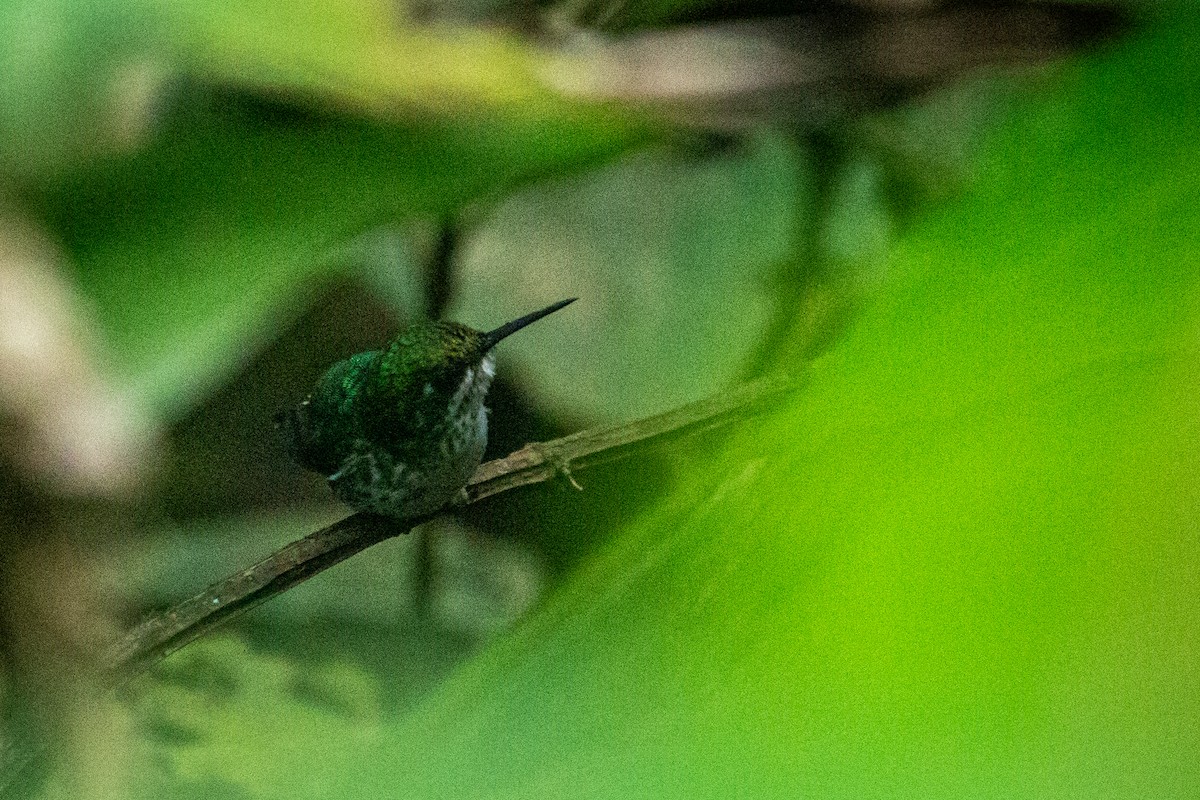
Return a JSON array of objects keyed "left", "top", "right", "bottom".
[
  {"left": 0, "top": 0, "right": 166, "bottom": 178},
  {"left": 41, "top": 105, "right": 636, "bottom": 417},
  {"left": 14, "top": 4, "right": 1197, "bottom": 798},
  {"left": 335, "top": 19, "right": 1198, "bottom": 798},
  {"left": 122, "top": 14, "right": 1200, "bottom": 799},
  {"left": 119, "top": 515, "right": 543, "bottom": 800},
  {"left": 15, "top": 0, "right": 649, "bottom": 418},
  {"left": 128, "top": 637, "right": 385, "bottom": 800}
]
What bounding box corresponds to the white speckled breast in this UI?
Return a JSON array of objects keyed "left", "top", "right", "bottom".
[{"left": 329, "top": 353, "right": 495, "bottom": 519}]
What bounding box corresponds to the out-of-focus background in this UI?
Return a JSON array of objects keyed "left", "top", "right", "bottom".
[{"left": 0, "top": 1, "right": 1197, "bottom": 798}]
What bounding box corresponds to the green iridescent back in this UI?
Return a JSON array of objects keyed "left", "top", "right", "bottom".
[
  {"left": 279, "top": 349, "right": 379, "bottom": 476},
  {"left": 358, "top": 321, "right": 487, "bottom": 456},
  {"left": 278, "top": 320, "right": 488, "bottom": 476}
]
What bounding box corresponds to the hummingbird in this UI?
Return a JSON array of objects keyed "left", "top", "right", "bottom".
[{"left": 276, "top": 298, "right": 576, "bottom": 520}]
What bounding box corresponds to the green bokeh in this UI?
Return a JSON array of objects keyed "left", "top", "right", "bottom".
[
  {"left": 40, "top": 104, "right": 645, "bottom": 416},
  {"left": 454, "top": 130, "right": 806, "bottom": 423},
  {"left": 9, "top": 4, "right": 1196, "bottom": 798},
  {"left": 15, "top": 0, "right": 652, "bottom": 418},
  {"left": 339, "top": 17, "right": 1200, "bottom": 798}
]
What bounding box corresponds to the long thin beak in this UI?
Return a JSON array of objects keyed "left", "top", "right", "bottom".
[{"left": 481, "top": 298, "right": 576, "bottom": 351}]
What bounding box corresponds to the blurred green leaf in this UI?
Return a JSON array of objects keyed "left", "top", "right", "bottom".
[
  {"left": 117, "top": 511, "right": 545, "bottom": 800},
  {"left": 128, "top": 636, "right": 385, "bottom": 800},
  {"left": 167, "top": 0, "right": 586, "bottom": 115},
  {"left": 0, "top": 0, "right": 168, "bottom": 178},
  {"left": 821, "top": 151, "right": 893, "bottom": 292},
  {"left": 39, "top": 103, "right": 643, "bottom": 416},
  {"left": 455, "top": 130, "right": 806, "bottom": 423},
  {"left": 857, "top": 75, "right": 1023, "bottom": 208},
  {"left": 330, "top": 17, "right": 1198, "bottom": 797},
  {"left": 3, "top": 0, "right": 652, "bottom": 419}
]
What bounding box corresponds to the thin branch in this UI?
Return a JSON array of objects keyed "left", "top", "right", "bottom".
[{"left": 105, "top": 373, "right": 798, "bottom": 684}]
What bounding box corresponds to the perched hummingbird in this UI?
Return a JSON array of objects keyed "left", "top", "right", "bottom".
[{"left": 277, "top": 298, "right": 575, "bottom": 520}]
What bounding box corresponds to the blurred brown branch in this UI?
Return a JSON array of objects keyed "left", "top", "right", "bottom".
[
  {"left": 106, "top": 373, "right": 798, "bottom": 683},
  {"left": 545, "top": 2, "right": 1128, "bottom": 129}
]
